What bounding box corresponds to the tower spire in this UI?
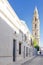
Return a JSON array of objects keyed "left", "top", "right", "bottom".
[
  {"left": 35, "top": 6, "right": 38, "bottom": 12},
  {"left": 32, "top": 7, "right": 40, "bottom": 45}
]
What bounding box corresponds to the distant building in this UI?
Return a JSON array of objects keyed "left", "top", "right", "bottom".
[{"left": 32, "top": 7, "right": 40, "bottom": 45}]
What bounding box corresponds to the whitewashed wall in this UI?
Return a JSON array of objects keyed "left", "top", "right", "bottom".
[
  {"left": 0, "top": 17, "right": 14, "bottom": 65},
  {"left": 0, "top": 17, "right": 34, "bottom": 65}
]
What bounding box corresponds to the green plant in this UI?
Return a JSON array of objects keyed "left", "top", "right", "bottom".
[
  {"left": 33, "top": 39, "right": 39, "bottom": 51},
  {"left": 33, "top": 39, "right": 38, "bottom": 47}
]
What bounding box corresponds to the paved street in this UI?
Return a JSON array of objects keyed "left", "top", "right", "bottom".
[{"left": 22, "top": 56, "right": 43, "bottom": 65}]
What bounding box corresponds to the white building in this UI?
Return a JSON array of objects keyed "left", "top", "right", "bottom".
[{"left": 0, "top": 0, "right": 34, "bottom": 65}]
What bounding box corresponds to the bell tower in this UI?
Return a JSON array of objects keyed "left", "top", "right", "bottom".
[{"left": 32, "top": 7, "right": 40, "bottom": 45}]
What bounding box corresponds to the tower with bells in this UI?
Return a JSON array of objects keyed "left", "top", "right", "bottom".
[{"left": 32, "top": 7, "right": 40, "bottom": 45}]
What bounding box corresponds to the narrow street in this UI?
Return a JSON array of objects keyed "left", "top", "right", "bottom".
[{"left": 22, "top": 56, "right": 43, "bottom": 65}]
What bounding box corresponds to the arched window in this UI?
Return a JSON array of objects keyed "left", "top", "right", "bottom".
[
  {"left": 35, "top": 24, "right": 36, "bottom": 28},
  {"left": 35, "top": 17, "right": 37, "bottom": 21}
]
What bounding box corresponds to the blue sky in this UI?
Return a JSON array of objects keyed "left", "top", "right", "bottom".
[{"left": 8, "top": 0, "right": 43, "bottom": 47}]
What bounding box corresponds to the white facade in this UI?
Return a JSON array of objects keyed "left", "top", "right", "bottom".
[
  {"left": 0, "top": 17, "right": 34, "bottom": 65},
  {"left": 0, "top": 0, "right": 34, "bottom": 65}
]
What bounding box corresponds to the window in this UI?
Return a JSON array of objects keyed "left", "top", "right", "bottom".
[
  {"left": 35, "top": 24, "right": 36, "bottom": 28},
  {"left": 19, "top": 43, "right": 21, "bottom": 54},
  {"left": 25, "top": 35, "right": 27, "bottom": 41},
  {"left": 35, "top": 17, "right": 37, "bottom": 21},
  {"left": 26, "top": 47, "right": 28, "bottom": 57},
  {"left": 24, "top": 46, "right": 25, "bottom": 58},
  {"left": 31, "top": 39, "right": 33, "bottom": 45},
  {"left": 35, "top": 32, "right": 36, "bottom": 35}
]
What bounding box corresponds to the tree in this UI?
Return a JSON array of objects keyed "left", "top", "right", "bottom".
[
  {"left": 33, "top": 39, "right": 38, "bottom": 47},
  {"left": 33, "top": 39, "right": 39, "bottom": 51},
  {"left": 35, "top": 45, "right": 39, "bottom": 51}
]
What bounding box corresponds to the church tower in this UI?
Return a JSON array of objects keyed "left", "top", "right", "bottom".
[{"left": 32, "top": 7, "right": 40, "bottom": 45}]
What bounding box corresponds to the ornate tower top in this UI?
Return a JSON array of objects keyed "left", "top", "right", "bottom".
[
  {"left": 34, "top": 7, "right": 39, "bottom": 19},
  {"left": 34, "top": 7, "right": 38, "bottom": 13}
]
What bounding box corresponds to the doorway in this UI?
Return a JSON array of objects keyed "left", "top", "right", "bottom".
[
  {"left": 13, "top": 39, "right": 16, "bottom": 61},
  {"left": 19, "top": 43, "right": 21, "bottom": 55}
]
